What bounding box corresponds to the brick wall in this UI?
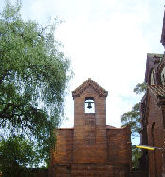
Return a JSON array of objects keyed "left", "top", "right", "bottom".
[
  {"left": 53, "top": 129, "right": 73, "bottom": 164},
  {"left": 50, "top": 80, "right": 131, "bottom": 177},
  {"left": 107, "top": 126, "right": 131, "bottom": 167},
  {"left": 52, "top": 163, "right": 129, "bottom": 177},
  {"left": 146, "top": 91, "right": 164, "bottom": 177}
]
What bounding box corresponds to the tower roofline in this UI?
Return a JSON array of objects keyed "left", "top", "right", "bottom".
[{"left": 72, "top": 78, "right": 108, "bottom": 99}]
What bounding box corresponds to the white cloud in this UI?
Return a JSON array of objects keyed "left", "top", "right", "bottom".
[
  {"left": 54, "top": 1, "right": 164, "bottom": 127},
  {"left": 1, "top": 0, "right": 164, "bottom": 128}
]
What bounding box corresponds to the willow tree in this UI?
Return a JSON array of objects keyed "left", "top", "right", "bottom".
[{"left": 0, "top": 0, "right": 71, "bottom": 173}]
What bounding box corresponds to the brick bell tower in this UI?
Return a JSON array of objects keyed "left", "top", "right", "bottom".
[
  {"left": 50, "top": 78, "right": 131, "bottom": 177},
  {"left": 72, "top": 78, "right": 108, "bottom": 163}
]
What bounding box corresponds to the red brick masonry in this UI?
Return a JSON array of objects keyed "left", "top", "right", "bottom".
[{"left": 49, "top": 79, "right": 131, "bottom": 177}]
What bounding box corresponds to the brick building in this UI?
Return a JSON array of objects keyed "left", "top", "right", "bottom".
[
  {"left": 49, "top": 79, "right": 132, "bottom": 177},
  {"left": 140, "top": 10, "right": 165, "bottom": 177},
  {"left": 140, "top": 53, "right": 164, "bottom": 177}
]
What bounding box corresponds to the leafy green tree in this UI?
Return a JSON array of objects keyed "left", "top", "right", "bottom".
[
  {"left": 121, "top": 103, "right": 141, "bottom": 138},
  {"left": 132, "top": 145, "right": 143, "bottom": 170},
  {"left": 0, "top": 0, "right": 71, "bottom": 173},
  {"left": 0, "top": 136, "right": 38, "bottom": 177},
  {"left": 121, "top": 82, "right": 146, "bottom": 138},
  {"left": 121, "top": 82, "right": 147, "bottom": 169},
  {"left": 133, "top": 82, "right": 147, "bottom": 95}
]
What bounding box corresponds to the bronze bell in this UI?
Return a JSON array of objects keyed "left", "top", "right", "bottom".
[{"left": 87, "top": 102, "right": 92, "bottom": 109}]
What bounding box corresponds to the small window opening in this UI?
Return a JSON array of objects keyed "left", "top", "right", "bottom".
[
  {"left": 84, "top": 97, "right": 95, "bottom": 113},
  {"left": 151, "top": 122, "right": 155, "bottom": 146},
  {"left": 162, "top": 111, "right": 165, "bottom": 129}
]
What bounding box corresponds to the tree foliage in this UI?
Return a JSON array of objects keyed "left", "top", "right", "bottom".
[
  {"left": 121, "top": 103, "right": 141, "bottom": 137},
  {"left": 132, "top": 145, "right": 142, "bottom": 169},
  {"left": 0, "top": 136, "right": 38, "bottom": 177},
  {"left": 133, "top": 82, "right": 147, "bottom": 95},
  {"left": 0, "top": 0, "right": 71, "bottom": 173},
  {"left": 121, "top": 82, "right": 147, "bottom": 137}
]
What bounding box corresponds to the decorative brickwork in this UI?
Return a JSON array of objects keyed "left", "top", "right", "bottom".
[
  {"left": 72, "top": 78, "right": 108, "bottom": 98},
  {"left": 49, "top": 79, "right": 131, "bottom": 177}
]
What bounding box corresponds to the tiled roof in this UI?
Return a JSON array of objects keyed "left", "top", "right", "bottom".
[{"left": 148, "top": 85, "right": 165, "bottom": 97}]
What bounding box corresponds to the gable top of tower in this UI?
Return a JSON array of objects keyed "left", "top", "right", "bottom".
[{"left": 72, "top": 78, "right": 108, "bottom": 99}]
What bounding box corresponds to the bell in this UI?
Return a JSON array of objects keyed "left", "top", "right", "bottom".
[{"left": 87, "top": 102, "right": 92, "bottom": 109}]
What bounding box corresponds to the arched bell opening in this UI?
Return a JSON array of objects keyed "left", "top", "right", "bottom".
[{"left": 84, "top": 97, "right": 95, "bottom": 113}]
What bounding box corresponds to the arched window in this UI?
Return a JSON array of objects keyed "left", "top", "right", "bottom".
[
  {"left": 162, "top": 110, "right": 165, "bottom": 129},
  {"left": 151, "top": 122, "right": 155, "bottom": 146},
  {"left": 150, "top": 69, "right": 155, "bottom": 85},
  {"left": 84, "top": 97, "right": 95, "bottom": 113},
  {"left": 161, "top": 67, "right": 165, "bottom": 85}
]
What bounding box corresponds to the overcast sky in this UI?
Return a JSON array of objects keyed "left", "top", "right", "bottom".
[{"left": 1, "top": 0, "right": 165, "bottom": 128}]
